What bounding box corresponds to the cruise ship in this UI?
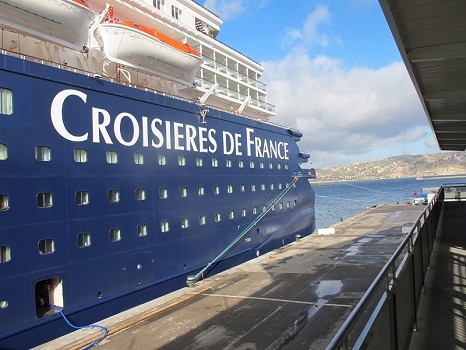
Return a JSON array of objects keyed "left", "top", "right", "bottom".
[{"left": 0, "top": 0, "right": 316, "bottom": 347}]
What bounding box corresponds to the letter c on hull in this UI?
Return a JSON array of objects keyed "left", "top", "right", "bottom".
[{"left": 51, "top": 89, "right": 88, "bottom": 142}]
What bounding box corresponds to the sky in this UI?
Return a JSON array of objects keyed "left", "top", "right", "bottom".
[{"left": 201, "top": 0, "right": 441, "bottom": 169}]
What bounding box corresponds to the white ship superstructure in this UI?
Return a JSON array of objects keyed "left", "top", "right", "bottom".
[{"left": 0, "top": 0, "right": 275, "bottom": 119}]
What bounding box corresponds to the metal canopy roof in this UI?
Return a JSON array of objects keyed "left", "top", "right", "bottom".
[{"left": 379, "top": 0, "right": 466, "bottom": 151}]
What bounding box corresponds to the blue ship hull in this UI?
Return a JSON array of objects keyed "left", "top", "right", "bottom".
[{"left": 0, "top": 53, "right": 315, "bottom": 349}]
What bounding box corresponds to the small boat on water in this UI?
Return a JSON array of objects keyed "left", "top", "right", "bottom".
[
  {"left": 93, "top": 6, "right": 203, "bottom": 86},
  {"left": 0, "top": 0, "right": 94, "bottom": 51}
]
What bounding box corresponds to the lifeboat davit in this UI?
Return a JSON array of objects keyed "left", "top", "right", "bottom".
[
  {"left": 94, "top": 19, "right": 203, "bottom": 86},
  {"left": 0, "top": 0, "right": 94, "bottom": 51}
]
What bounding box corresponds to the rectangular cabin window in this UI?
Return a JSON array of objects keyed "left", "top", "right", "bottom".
[
  {"left": 277, "top": 163, "right": 282, "bottom": 170},
  {"left": 136, "top": 188, "right": 146, "bottom": 201},
  {"left": 279, "top": 202, "right": 284, "bottom": 209},
  {"left": 171, "top": 5, "right": 181, "bottom": 19},
  {"left": 199, "top": 215, "right": 206, "bottom": 225},
  {"left": 153, "top": 0, "right": 163, "bottom": 10},
  {"left": 196, "top": 156, "right": 203, "bottom": 167},
  {"left": 261, "top": 183, "right": 266, "bottom": 191},
  {"left": 278, "top": 183, "right": 283, "bottom": 190},
  {"left": 37, "top": 192, "right": 53, "bottom": 208},
  {"left": 36, "top": 146, "right": 51, "bottom": 161},
  {"left": 181, "top": 217, "right": 189, "bottom": 229},
  {"left": 178, "top": 155, "right": 186, "bottom": 166},
  {"left": 251, "top": 184, "right": 256, "bottom": 192},
  {"left": 285, "top": 163, "right": 289, "bottom": 169},
  {"left": 213, "top": 185, "right": 220, "bottom": 195},
  {"left": 138, "top": 224, "right": 147, "bottom": 237},
  {"left": 77, "top": 233, "right": 91, "bottom": 248},
  {"left": 238, "top": 160, "right": 244, "bottom": 168},
  {"left": 159, "top": 187, "right": 168, "bottom": 199},
  {"left": 250, "top": 160, "right": 254, "bottom": 168},
  {"left": 229, "top": 210, "right": 234, "bottom": 219},
  {"left": 287, "top": 201, "right": 291, "bottom": 208},
  {"left": 215, "top": 212, "right": 221, "bottom": 222},
  {"left": 74, "top": 149, "right": 88, "bottom": 163},
  {"left": 227, "top": 185, "right": 233, "bottom": 194},
  {"left": 161, "top": 221, "right": 169, "bottom": 233},
  {"left": 226, "top": 159, "right": 232, "bottom": 168},
  {"left": 269, "top": 162, "right": 273, "bottom": 169},
  {"left": 198, "top": 186, "right": 205, "bottom": 196},
  {"left": 240, "top": 184, "right": 245, "bottom": 192},
  {"left": 0, "top": 144, "right": 7, "bottom": 160},
  {"left": 108, "top": 189, "right": 120, "bottom": 203},
  {"left": 1, "top": 245, "right": 11, "bottom": 263},
  {"left": 270, "top": 183, "right": 275, "bottom": 190},
  {"left": 253, "top": 207, "right": 257, "bottom": 215},
  {"left": 110, "top": 228, "right": 121, "bottom": 242},
  {"left": 0, "top": 88, "right": 13, "bottom": 115},
  {"left": 260, "top": 161, "right": 264, "bottom": 169},
  {"left": 134, "top": 152, "right": 144, "bottom": 165},
  {"left": 106, "top": 151, "right": 118, "bottom": 164},
  {"left": 180, "top": 187, "right": 187, "bottom": 197},
  {"left": 38, "top": 239, "right": 55, "bottom": 255},
  {"left": 241, "top": 208, "right": 246, "bottom": 217},
  {"left": 158, "top": 154, "right": 166, "bottom": 165},
  {"left": 212, "top": 158, "right": 218, "bottom": 167},
  {"left": 0, "top": 194, "right": 9, "bottom": 211},
  {"left": 76, "top": 191, "right": 89, "bottom": 205}
]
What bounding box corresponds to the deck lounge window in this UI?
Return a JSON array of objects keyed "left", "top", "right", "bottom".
[
  {"left": 161, "top": 221, "right": 169, "bottom": 232},
  {"left": 138, "top": 224, "right": 147, "bottom": 237},
  {"left": 136, "top": 188, "right": 146, "bottom": 201},
  {"left": 38, "top": 239, "right": 55, "bottom": 255},
  {"left": 106, "top": 151, "right": 118, "bottom": 164},
  {"left": 76, "top": 191, "right": 89, "bottom": 205},
  {"left": 134, "top": 152, "right": 144, "bottom": 165},
  {"left": 160, "top": 187, "right": 168, "bottom": 199},
  {"left": 0, "top": 88, "right": 13, "bottom": 115},
  {"left": 0, "top": 194, "right": 9, "bottom": 211},
  {"left": 77, "top": 233, "right": 91, "bottom": 248},
  {"left": 108, "top": 190, "right": 120, "bottom": 203},
  {"left": 110, "top": 228, "right": 121, "bottom": 242},
  {"left": 196, "top": 156, "right": 203, "bottom": 167},
  {"left": 74, "top": 149, "right": 88, "bottom": 163},
  {"left": 171, "top": 5, "right": 181, "bottom": 19},
  {"left": 1, "top": 245, "right": 11, "bottom": 263},
  {"left": 36, "top": 146, "right": 51, "bottom": 161},
  {"left": 158, "top": 154, "right": 166, "bottom": 165},
  {"left": 0, "top": 144, "right": 7, "bottom": 160},
  {"left": 37, "top": 192, "right": 53, "bottom": 208}
]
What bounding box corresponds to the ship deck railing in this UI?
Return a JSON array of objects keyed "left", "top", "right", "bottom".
[
  {"left": 327, "top": 184, "right": 466, "bottom": 349},
  {"left": 0, "top": 48, "right": 288, "bottom": 130}
]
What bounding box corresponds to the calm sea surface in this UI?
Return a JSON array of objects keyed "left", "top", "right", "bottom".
[{"left": 312, "top": 177, "right": 466, "bottom": 231}]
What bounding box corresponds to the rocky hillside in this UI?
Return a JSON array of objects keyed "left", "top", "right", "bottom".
[{"left": 314, "top": 152, "right": 466, "bottom": 182}]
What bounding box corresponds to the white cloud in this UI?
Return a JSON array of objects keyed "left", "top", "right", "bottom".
[
  {"left": 262, "top": 52, "right": 438, "bottom": 168},
  {"left": 202, "top": 0, "right": 246, "bottom": 21},
  {"left": 282, "top": 5, "right": 331, "bottom": 50}
]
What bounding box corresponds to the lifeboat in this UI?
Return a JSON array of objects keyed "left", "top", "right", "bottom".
[
  {"left": 94, "top": 16, "right": 203, "bottom": 86},
  {"left": 0, "top": 0, "right": 94, "bottom": 51}
]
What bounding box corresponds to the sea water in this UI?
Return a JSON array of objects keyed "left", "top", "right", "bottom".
[{"left": 312, "top": 177, "right": 466, "bottom": 231}]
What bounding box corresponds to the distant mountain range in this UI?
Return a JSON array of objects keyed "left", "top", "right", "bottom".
[{"left": 314, "top": 152, "right": 466, "bottom": 182}]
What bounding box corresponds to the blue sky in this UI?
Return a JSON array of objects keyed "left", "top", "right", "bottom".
[{"left": 202, "top": 0, "right": 441, "bottom": 169}]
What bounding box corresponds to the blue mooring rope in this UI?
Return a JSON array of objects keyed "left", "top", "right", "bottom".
[{"left": 50, "top": 305, "right": 108, "bottom": 349}]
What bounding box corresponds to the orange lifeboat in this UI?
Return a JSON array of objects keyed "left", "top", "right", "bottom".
[{"left": 94, "top": 12, "right": 203, "bottom": 86}]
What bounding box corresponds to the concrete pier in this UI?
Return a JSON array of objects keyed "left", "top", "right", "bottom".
[{"left": 37, "top": 204, "right": 424, "bottom": 350}]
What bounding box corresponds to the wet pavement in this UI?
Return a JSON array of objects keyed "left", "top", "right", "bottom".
[{"left": 38, "top": 204, "right": 424, "bottom": 350}]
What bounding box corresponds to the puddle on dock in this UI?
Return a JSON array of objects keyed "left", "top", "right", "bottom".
[{"left": 308, "top": 280, "right": 343, "bottom": 320}]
